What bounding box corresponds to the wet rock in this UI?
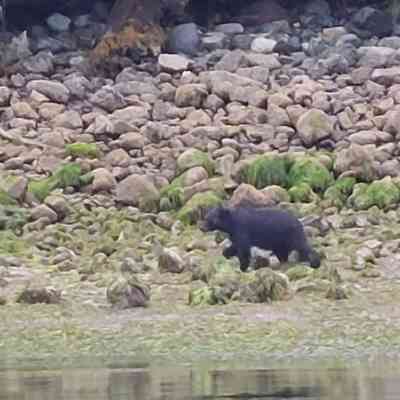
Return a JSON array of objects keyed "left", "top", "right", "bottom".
[
  {"left": 348, "top": 6, "right": 392, "bottom": 39},
  {"left": 166, "top": 22, "right": 201, "bottom": 56},
  {"left": 215, "top": 23, "right": 244, "bottom": 35},
  {"left": 106, "top": 275, "right": 150, "bottom": 309},
  {"left": 46, "top": 13, "right": 71, "bottom": 32}
]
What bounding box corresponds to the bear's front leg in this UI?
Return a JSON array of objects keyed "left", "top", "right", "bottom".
[
  {"left": 237, "top": 246, "right": 251, "bottom": 272},
  {"left": 223, "top": 244, "right": 237, "bottom": 258}
]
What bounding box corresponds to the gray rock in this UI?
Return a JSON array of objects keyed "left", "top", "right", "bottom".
[
  {"left": 90, "top": 85, "right": 126, "bottom": 112},
  {"left": 158, "top": 247, "right": 185, "bottom": 273},
  {"left": 202, "top": 32, "right": 229, "bottom": 51},
  {"left": 214, "top": 49, "right": 248, "bottom": 72},
  {"left": 22, "top": 51, "right": 54, "bottom": 75},
  {"left": 296, "top": 109, "right": 334, "bottom": 146},
  {"left": 357, "top": 46, "right": 395, "bottom": 68},
  {"left": 166, "top": 22, "right": 201, "bottom": 56},
  {"left": 158, "top": 53, "right": 190, "bottom": 73},
  {"left": 0, "top": 87, "right": 11, "bottom": 106},
  {"left": 348, "top": 6, "right": 392, "bottom": 39},
  {"left": 91, "top": 168, "right": 116, "bottom": 193},
  {"left": 26, "top": 80, "right": 70, "bottom": 103},
  {"left": 215, "top": 23, "right": 244, "bottom": 34},
  {"left": 116, "top": 174, "right": 160, "bottom": 212},
  {"left": 251, "top": 37, "right": 277, "bottom": 53},
  {"left": 175, "top": 83, "right": 208, "bottom": 108},
  {"left": 46, "top": 13, "right": 71, "bottom": 32},
  {"left": 30, "top": 204, "right": 58, "bottom": 223}
]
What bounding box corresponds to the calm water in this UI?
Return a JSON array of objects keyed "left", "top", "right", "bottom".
[{"left": 1, "top": 357, "right": 400, "bottom": 400}]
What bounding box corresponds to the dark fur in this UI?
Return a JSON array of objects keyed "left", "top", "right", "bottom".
[{"left": 200, "top": 205, "right": 321, "bottom": 272}]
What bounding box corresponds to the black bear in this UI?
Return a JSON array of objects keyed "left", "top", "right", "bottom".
[{"left": 200, "top": 205, "right": 321, "bottom": 272}]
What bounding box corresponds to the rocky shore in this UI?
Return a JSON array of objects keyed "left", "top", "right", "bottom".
[{"left": 1, "top": 0, "right": 400, "bottom": 362}]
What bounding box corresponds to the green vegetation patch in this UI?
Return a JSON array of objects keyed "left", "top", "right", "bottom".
[
  {"left": 177, "top": 191, "right": 224, "bottom": 225},
  {"left": 348, "top": 178, "right": 400, "bottom": 211},
  {"left": 28, "top": 163, "right": 93, "bottom": 202},
  {"left": 66, "top": 143, "right": 100, "bottom": 159},
  {"left": 239, "top": 154, "right": 291, "bottom": 189},
  {"left": 323, "top": 177, "right": 356, "bottom": 209},
  {"left": 0, "top": 206, "right": 29, "bottom": 232},
  {"left": 288, "top": 183, "right": 317, "bottom": 203},
  {"left": 160, "top": 175, "right": 185, "bottom": 211},
  {"left": 288, "top": 157, "right": 334, "bottom": 194},
  {"left": 177, "top": 149, "right": 215, "bottom": 176},
  {"left": 0, "top": 188, "right": 18, "bottom": 206}
]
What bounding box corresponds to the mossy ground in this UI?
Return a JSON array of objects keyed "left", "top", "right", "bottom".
[{"left": 0, "top": 205, "right": 400, "bottom": 364}]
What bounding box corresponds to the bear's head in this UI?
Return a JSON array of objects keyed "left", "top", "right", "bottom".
[{"left": 199, "top": 206, "right": 231, "bottom": 233}]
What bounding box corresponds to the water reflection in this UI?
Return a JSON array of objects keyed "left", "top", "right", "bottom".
[{"left": 0, "top": 359, "right": 399, "bottom": 400}]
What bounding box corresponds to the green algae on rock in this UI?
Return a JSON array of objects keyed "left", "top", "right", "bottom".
[
  {"left": 238, "top": 154, "right": 291, "bottom": 189},
  {"left": 347, "top": 177, "right": 400, "bottom": 210},
  {"left": 188, "top": 286, "right": 218, "bottom": 306},
  {"left": 288, "top": 157, "right": 334, "bottom": 193},
  {"left": 28, "top": 163, "right": 92, "bottom": 202},
  {"left": 159, "top": 175, "right": 185, "bottom": 211},
  {"left": 65, "top": 143, "right": 100, "bottom": 159},
  {"left": 0, "top": 205, "right": 29, "bottom": 232},
  {"left": 285, "top": 265, "right": 314, "bottom": 281},
  {"left": 323, "top": 177, "right": 356, "bottom": 209},
  {"left": 106, "top": 275, "right": 150, "bottom": 309},
  {"left": 0, "top": 188, "right": 18, "bottom": 206},
  {"left": 0, "top": 230, "right": 28, "bottom": 255},
  {"left": 177, "top": 149, "right": 215, "bottom": 176},
  {"left": 288, "top": 183, "right": 318, "bottom": 203},
  {"left": 177, "top": 191, "right": 224, "bottom": 225}
]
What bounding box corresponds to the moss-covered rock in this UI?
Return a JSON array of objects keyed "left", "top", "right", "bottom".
[
  {"left": 0, "top": 206, "right": 29, "bottom": 232},
  {"left": 234, "top": 268, "right": 291, "bottom": 303},
  {"left": 323, "top": 177, "right": 356, "bottom": 209},
  {"left": 239, "top": 154, "right": 291, "bottom": 189},
  {"left": 160, "top": 175, "right": 185, "bottom": 211},
  {"left": 347, "top": 177, "right": 400, "bottom": 210},
  {"left": 0, "top": 188, "right": 18, "bottom": 206},
  {"left": 286, "top": 265, "right": 314, "bottom": 281},
  {"left": 288, "top": 157, "right": 334, "bottom": 193},
  {"left": 106, "top": 275, "right": 150, "bottom": 309},
  {"left": 189, "top": 286, "right": 218, "bottom": 306},
  {"left": 28, "top": 163, "right": 93, "bottom": 202},
  {"left": 177, "top": 149, "right": 214, "bottom": 176},
  {"left": 177, "top": 191, "right": 223, "bottom": 225},
  {"left": 288, "top": 183, "right": 318, "bottom": 203},
  {"left": 0, "top": 230, "right": 27, "bottom": 255},
  {"left": 66, "top": 143, "right": 100, "bottom": 159}
]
